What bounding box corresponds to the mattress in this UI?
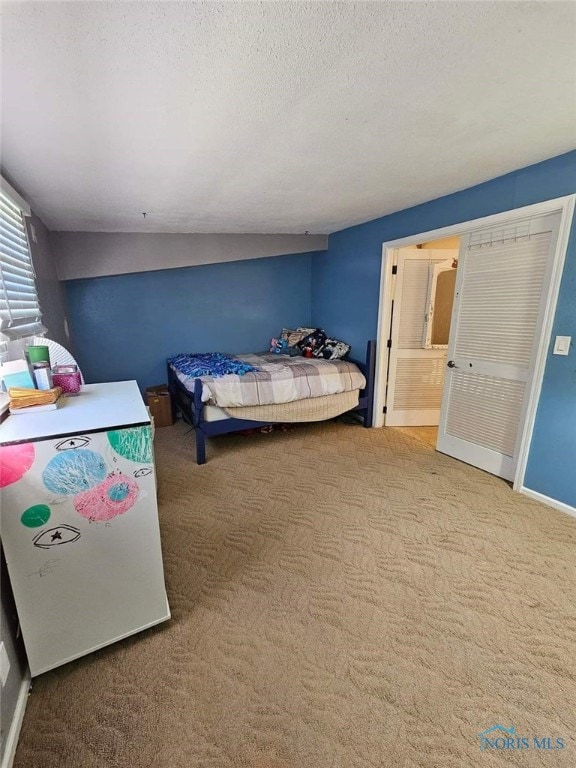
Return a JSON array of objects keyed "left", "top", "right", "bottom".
[
  {"left": 170, "top": 353, "right": 366, "bottom": 408},
  {"left": 202, "top": 390, "right": 360, "bottom": 423}
]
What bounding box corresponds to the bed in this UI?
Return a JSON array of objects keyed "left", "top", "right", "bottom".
[{"left": 167, "top": 340, "right": 376, "bottom": 464}]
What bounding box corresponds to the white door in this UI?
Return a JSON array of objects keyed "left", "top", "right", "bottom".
[
  {"left": 385, "top": 249, "right": 458, "bottom": 426},
  {"left": 437, "top": 213, "right": 561, "bottom": 481}
]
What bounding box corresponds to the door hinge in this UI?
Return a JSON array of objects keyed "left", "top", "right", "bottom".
[
  {"left": 383, "top": 405, "right": 387, "bottom": 414},
  {"left": 387, "top": 339, "right": 392, "bottom": 348},
  {"left": 391, "top": 265, "right": 398, "bottom": 275}
]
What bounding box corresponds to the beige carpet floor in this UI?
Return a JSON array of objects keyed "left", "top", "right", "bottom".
[
  {"left": 394, "top": 426, "right": 438, "bottom": 449},
  {"left": 13, "top": 420, "right": 576, "bottom": 768}
]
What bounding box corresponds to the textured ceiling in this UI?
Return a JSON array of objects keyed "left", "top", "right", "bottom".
[{"left": 1, "top": 1, "right": 575, "bottom": 234}]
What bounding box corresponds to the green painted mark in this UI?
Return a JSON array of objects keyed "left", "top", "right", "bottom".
[
  {"left": 107, "top": 426, "right": 152, "bottom": 464},
  {"left": 21, "top": 504, "right": 51, "bottom": 528}
]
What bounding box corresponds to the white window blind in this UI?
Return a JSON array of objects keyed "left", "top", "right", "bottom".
[{"left": 0, "top": 187, "right": 44, "bottom": 339}]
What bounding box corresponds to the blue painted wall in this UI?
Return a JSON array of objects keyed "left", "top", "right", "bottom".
[
  {"left": 65, "top": 152, "right": 575, "bottom": 506},
  {"left": 66, "top": 251, "right": 315, "bottom": 390},
  {"left": 312, "top": 150, "right": 576, "bottom": 507}
]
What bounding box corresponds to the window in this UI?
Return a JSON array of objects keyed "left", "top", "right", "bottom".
[{"left": 0, "top": 180, "right": 44, "bottom": 341}]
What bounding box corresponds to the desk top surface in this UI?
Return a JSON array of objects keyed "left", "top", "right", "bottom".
[{"left": 0, "top": 381, "right": 149, "bottom": 445}]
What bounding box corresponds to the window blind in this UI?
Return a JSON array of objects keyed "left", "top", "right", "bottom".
[{"left": 0, "top": 188, "right": 44, "bottom": 339}]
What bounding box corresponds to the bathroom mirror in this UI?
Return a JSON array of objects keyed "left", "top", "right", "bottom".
[{"left": 423, "top": 258, "right": 457, "bottom": 349}]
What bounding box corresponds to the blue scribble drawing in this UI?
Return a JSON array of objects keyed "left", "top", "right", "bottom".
[
  {"left": 107, "top": 426, "right": 152, "bottom": 464},
  {"left": 42, "top": 449, "right": 107, "bottom": 495},
  {"left": 107, "top": 481, "right": 130, "bottom": 501}
]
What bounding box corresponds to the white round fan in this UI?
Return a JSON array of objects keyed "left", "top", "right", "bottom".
[{"left": 29, "top": 337, "right": 85, "bottom": 383}]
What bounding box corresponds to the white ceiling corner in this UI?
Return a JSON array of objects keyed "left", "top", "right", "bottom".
[{"left": 1, "top": 1, "right": 575, "bottom": 235}]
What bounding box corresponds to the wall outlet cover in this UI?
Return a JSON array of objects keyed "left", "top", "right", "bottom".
[{"left": 553, "top": 336, "right": 571, "bottom": 356}]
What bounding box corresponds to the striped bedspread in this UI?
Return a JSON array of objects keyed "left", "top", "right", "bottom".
[{"left": 170, "top": 353, "right": 366, "bottom": 408}]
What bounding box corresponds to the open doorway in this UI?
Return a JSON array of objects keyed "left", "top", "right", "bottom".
[
  {"left": 373, "top": 195, "right": 575, "bottom": 495},
  {"left": 383, "top": 235, "right": 460, "bottom": 449}
]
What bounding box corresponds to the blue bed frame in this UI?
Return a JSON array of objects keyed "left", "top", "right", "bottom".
[{"left": 167, "top": 340, "right": 377, "bottom": 464}]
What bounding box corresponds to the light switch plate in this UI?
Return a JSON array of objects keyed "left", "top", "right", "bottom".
[
  {"left": 0, "top": 641, "right": 10, "bottom": 686},
  {"left": 553, "top": 336, "right": 571, "bottom": 356}
]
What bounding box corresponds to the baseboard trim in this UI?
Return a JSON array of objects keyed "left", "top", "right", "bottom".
[
  {"left": 1, "top": 670, "right": 31, "bottom": 768},
  {"left": 521, "top": 487, "right": 576, "bottom": 518}
]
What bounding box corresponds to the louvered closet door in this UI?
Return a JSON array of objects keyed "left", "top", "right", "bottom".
[
  {"left": 386, "top": 249, "right": 458, "bottom": 426},
  {"left": 437, "top": 213, "right": 561, "bottom": 481}
]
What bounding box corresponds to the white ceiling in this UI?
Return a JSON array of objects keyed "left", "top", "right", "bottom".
[{"left": 1, "top": 1, "right": 575, "bottom": 234}]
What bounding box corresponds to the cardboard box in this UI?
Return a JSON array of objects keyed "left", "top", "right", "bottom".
[{"left": 145, "top": 385, "right": 173, "bottom": 428}]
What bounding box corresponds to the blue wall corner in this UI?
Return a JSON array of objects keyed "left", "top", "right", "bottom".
[
  {"left": 65, "top": 252, "right": 315, "bottom": 390},
  {"left": 311, "top": 150, "right": 576, "bottom": 507}
]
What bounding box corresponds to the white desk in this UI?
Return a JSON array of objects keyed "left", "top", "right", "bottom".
[{"left": 0, "top": 381, "right": 170, "bottom": 675}]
